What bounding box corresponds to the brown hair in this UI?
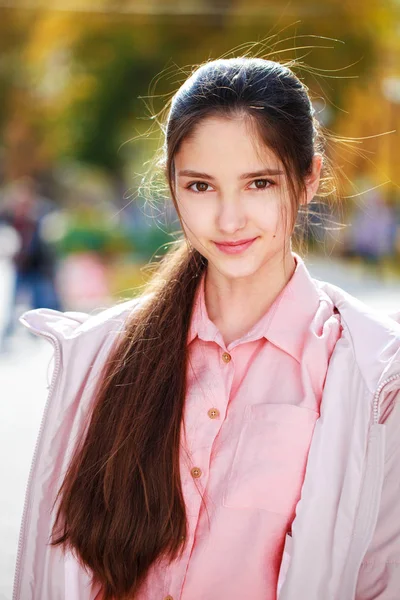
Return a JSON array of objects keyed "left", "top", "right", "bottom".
[{"left": 51, "top": 57, "right": 335, "bottom": 599}]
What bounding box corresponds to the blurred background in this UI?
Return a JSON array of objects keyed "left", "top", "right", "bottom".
[{"left": 1, "top": 1, "right": 400, "bottom": 598}]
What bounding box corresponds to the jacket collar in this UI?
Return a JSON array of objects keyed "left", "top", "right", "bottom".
[{"left": 317, "top": 280, "right": 400, "bottom": 394}]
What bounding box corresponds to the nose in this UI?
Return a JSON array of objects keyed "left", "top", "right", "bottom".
[{"left": 216, "top": 193, "right": 247, "bottom": 235}]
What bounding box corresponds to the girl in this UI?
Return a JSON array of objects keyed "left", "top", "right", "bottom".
[{"left": 13, "top": 57, "right": 400, "bottom": 600}]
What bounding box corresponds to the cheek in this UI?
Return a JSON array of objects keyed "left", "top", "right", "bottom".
[
  {"left": 177, "top": 197, "right": 213, "bottom": 234},
  {"left": 249, "top": 197, "right": 281, "bottom": 232}
]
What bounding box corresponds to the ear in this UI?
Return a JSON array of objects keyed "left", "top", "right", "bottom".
[{"left": 303, "top": 154, "right": 323, "bottom": 205}]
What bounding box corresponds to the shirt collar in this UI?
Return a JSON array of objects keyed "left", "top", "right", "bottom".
[{"left": 187, "top": 253, "right": 322, "bottom": 362}]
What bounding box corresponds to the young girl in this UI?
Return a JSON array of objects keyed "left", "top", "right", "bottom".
[{"left": 13, "top": 57, "right": 400, "bottom": 600}]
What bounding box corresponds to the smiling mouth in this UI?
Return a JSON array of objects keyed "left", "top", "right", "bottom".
[
  {"left": 213, "top": 237, "right": 258, "bottom": 254},
  {"left": 216, "top": 237, "right": 257, "bottom": 246}
]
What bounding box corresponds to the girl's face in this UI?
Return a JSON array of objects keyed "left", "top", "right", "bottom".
[{"left": 173, "top": 116, "right": 321, "bottom": 282}]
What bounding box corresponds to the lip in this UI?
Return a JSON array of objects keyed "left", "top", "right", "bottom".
[{"left": 213, "top": 237, "right": 258, "bottom": 255}]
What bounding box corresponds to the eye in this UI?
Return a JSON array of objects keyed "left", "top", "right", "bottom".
[
  {"left": 187, "top": 181, "right": 212, "bottom": 193},
  {"left": 248, "top": 178, "right": 274, "bottom": 190}
]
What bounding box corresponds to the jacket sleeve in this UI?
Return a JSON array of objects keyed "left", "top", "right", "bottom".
[{"left": 355, "top": 388, "right": 400, "bottom": 599}]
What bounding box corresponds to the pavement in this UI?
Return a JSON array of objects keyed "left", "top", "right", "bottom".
[
  {"left": 0, "top": 254, "right": 399, "bottom": 600},
  {"left": 0, "top": 334, "right": 51, "bottom": 600}
]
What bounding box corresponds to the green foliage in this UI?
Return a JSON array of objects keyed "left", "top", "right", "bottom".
[
  {"left": 65, "top": 28, "right": 160, "bottom": 172},
  {"left": 0, "top": 2, "right": 396, "bottom": 191}
]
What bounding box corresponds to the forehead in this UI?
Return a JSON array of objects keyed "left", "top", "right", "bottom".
[{"left": 174, "top": 115, "right": 282, "bottom": 173}]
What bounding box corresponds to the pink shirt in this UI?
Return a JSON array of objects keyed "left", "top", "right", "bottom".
[{"left": 137, "top": 254, "right": 342, "bottom": 600}]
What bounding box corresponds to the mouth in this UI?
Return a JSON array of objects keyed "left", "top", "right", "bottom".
[{"left": 213, "top": 237, "right": 258, "bottom": 255}]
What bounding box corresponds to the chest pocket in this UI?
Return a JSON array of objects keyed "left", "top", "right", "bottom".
[{"left": 222, "top": 403, "right": 319, "bottom": 517}]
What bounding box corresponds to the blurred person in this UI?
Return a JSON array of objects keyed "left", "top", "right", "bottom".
[
  {"left": 349, "top": 187, "right": 397, "bottom": 275},
  {"left": 0, "top": 177, "right": 61, "bottom": 348},
  {"left": 13, "top": 58, "right": 400, "bottom": 600},
  {"left": 0, "top": 222, "right": 20, "bottom": 348},
  {"left": 59, "top": 251, "right": 111, "bottom": 311},
  {"left": 54, "top": 199, "right": 113, "bottom": 311}
]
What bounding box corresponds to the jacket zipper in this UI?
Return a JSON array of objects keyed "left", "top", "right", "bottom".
[
  {"left": 340, "top": 371, "right": 400, "bottom": 599},
  {"left": 12, "top": 329, "right": 61, "bottom": 600},
  {"left": 373, "top": 372, "right": 400, "bottom": 424}
]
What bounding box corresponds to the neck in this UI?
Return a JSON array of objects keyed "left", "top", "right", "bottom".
[{"left": 204, "top": 250, "right": 296, "bottom": 346}]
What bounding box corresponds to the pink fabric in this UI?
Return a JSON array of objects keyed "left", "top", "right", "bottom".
[
  {"left": 15, "top": 265, "right": 400, "bottom": 600},
  {"left": 137, "top": 255, "right": 342, "bottom": 600}
]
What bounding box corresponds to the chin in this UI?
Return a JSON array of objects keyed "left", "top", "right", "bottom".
[{"left": 211, "top": 258, "right": 263, "bottom": 279}]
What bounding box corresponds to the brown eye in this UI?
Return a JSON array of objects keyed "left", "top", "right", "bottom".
[
  {"left": 254, "top": 179, "right": 267, "bottom": 189},
  {"left": 189, "top": 182, "right": 209, "bottom": 192},
  {"left": 249, "top": 178, "right": 274, "bottom": 190}
]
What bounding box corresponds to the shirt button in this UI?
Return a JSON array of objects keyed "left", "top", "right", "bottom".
[
  {"left": 191, "top": 467, "right": 202, "bottom": 478},
  {"left": 208, "top": 408, "right": 220, "bottom": 419},
  {"left": 164, "top": 596, "right": 174, "bottom": 600},
  {"left": 221, "top": 352, "right": 231, "bottom": 363}
]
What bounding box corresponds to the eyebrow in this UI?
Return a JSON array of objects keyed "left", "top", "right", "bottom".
[{"left": 177, "top": 168, "right": 284, "bottom": 180}]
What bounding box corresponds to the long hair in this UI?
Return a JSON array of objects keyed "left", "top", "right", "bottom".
[{"left": 51, "top": 57, "right": 335, "bottom": 599}]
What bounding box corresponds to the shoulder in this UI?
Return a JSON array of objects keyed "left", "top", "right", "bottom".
[
  {"left": 314, "top": 278, "right": 400, "bottom": 393},
  {"left": 19, "top": 294, "right": 151, "bottom": 345},
  {"left": 315, "top": 278, "right": 400, "bottom": 334}
]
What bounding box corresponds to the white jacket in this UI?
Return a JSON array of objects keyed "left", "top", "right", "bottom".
[{"left": 12, "top": 280, "right": 400, "bottom": 600}]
